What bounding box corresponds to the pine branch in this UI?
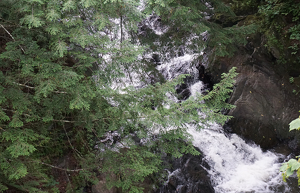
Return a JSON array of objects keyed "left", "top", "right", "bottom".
[
  {"left": 12, "top": 82, "right": 35, "bottom": 89},
  {"left": 2, "top": 108, "right": 31, "bottom": 117},
  {"left": 3, "top": 158, "right": 26, "bottom": 189},
  {"left": 35, "top": 161, "right": 84, "bottom": 172},
  {"left": 12, "top": 82, "right": 67, "bottom": 94},
  {"left": 63, "top": 124, "right": 83, "bottom": 157},
  {"left": 52, "top": 119, "right": 77, "bottom": 123},
  {"left": 0, "top": 24, "right": 25, "bottom": 54}
]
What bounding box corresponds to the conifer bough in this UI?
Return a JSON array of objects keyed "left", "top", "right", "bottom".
[{"left": 0, "top": 0, "right": 247, "bottom": 192}]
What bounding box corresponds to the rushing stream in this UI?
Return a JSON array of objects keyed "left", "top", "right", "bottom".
[
  {"left": 102, "top": 8, "right": 298, "bottom": 192},
  {"left": 189, "top": 126, "right": 286, "bottom": 193},
  {"left": 136, "top": 12, "right": 300, "bottom": 192},
  {"left": 155, "top": 53, "right": 294, "bottom": 193}
]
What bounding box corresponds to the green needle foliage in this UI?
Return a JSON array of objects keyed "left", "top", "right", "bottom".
[
  {"left": 0, "top": 0, "right": 241, "bottom": 192},
  {"left": 258, "top": 0, "right": 300, "bottom": 64}
]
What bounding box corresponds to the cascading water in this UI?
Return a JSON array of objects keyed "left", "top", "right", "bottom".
[
  {"left": 155, "top": 52, "right": 292, "bottom": 193},
  {"left": 155, "top": 51, "right": 300, "bottom": 193},
  {"left": 189, "top": 83, "right": 289, "bottom": 193},
  {"left": 133, "top": 11, "right": 298, "bottom": 192},
  {"left": 99, "top": 6, "right": 298, "bottom": 192},
  {"left": 190, "top": 127, "right": 285, "bottom": 193}
]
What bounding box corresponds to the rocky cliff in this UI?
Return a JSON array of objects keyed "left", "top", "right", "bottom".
[{"left": 206, "top": 32, "right": 300, "bottom": 150}]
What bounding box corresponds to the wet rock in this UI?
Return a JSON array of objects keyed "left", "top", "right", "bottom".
[
  {"left": 288, "top": 132, "right": 300, "bottom": 154},
  {"left": 197, "top": 64, "right": 213, "bottom": 90},
  {"left": 176, "top": 84, "right": 191, "bottom": 100},
  {"left": 178, "top": 46, "right": 185, "bottom": 57},
  {"left": 206, "top": 33, "right": 300, "bottom": 149},
  {"left": 158, "top": 57, "right": 200, "bottom": 100},
  {"left": 168, "top": 173, "right": 184, "bottom": 189},
  {"left": 151, "top": 53, "right": 161, "bottom": 65},
  {"left": 157, "top": 148, "right": 214, "bottom": 193}
]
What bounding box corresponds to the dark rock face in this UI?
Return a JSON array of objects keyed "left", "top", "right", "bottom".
[
  {"left": 176, "top": 83, "right": 191, "bottom": 100},
  {"left": 206, "top": 34, "right": 300, "bottom": 149},
  {"left": 156, "top": 149, "right": 215, "bottom": 193},
  {"left": 151, "top": 54, "right": 161, "bottom": 65},
  {"left": 197, "top": 64, "right": 213, "bottom": 90}
]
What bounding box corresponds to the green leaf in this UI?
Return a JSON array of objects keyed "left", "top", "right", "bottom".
[
  {"left": 69, "top": 95, "right": 90, "bottom": 110},
  {"left": 286, "top": 167, "right": 294, "bottom": 177},
  {"left": 46, "top": 9, "right": 61, "bottom": 21},
  {"left": 6, "top": 142, "right": 36, "bottom": 158},
  {"left": 80, "top": 0, "right": 97, "bottom": 8},
  {"left": 9, "top": 116, "right": 23, "bottom": 128},
  {"left": 26, "top": 0, "right": 44, "bottom": 4},
  {"left": 297, "top": 169, "right": 300, "bottom": 185},
  {"left": 0, "top": 183, "right": 8, "bottom": 192},
  {"left": 62, "top": 0, "right": 76, "bottom": 11},
  {"left": 0, "top": 110, "right": 10, "bottom": 122},
  {"left": 292, "top": 161, "right": 300, "bottom": 171},
  {"left": 46, "top": 25, "right": 61, "bottom": 35},
  {"left": 288, "top": 158, "right": 298, "bottom": 165},
  {"left": 21, "top": 15, "right": 44, "bottom": 28},
  {"left": 8, "top": 163, "right": 28, "bottom": 180},
  {"left": 280, "top": 162, "right": 288, "bottom": 172},
  {"left": 53, "top": 40, "right": 67, "bottom": 57},
  {"left": 289, "top": 118, "right": 300, "bottom": 131}
]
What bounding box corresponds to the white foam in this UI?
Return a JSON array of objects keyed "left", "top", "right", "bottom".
[
  {"left": 188, "top": 125, "right": 288, "bottom": 193},
  {"left": 190, "top": 81, "right": 205, "bottom": 97}
]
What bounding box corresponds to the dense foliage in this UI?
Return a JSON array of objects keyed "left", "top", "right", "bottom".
[
  {"left": 0, "top": 0, "right": 249, "bottom": 192},
  {"left": 280, "top": 117, "right": 300, "bottom": 185},
  {"left": 251, "top": 0, "right": 300, "bottom": 186},
  {"left": 258, "top": 0, "right": 300, "bottom": 65}
]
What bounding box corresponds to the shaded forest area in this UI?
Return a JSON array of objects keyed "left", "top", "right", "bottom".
[{"left": 1, "top": 0, "right": 300, "bottom": 192}]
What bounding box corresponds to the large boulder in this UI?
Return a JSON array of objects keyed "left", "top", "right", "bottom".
[
  {"left": 206, "top": 33, "right": 300, "bottom": 149},
  {"left": 156, "top": 148, "right": 214, "bottom": 193}
]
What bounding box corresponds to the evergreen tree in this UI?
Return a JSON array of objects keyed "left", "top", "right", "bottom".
[{"left": 0, "top": 0, "right": 242, "bottom": 192}]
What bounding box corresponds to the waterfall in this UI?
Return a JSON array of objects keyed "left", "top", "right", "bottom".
[
  {"left": 156, "top": 54, "right": 291, "bottom": 192},
  {"left": 100, "top": 8, "right": 296, "bottom": 192},
  {"left": 189, "top": 125, "right": 287, "bottom": 193}
]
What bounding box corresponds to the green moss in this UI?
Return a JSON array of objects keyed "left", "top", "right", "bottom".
[
  {"left": 213, "top": 13, "right": 246, "bottom": 27},
  {"left": 230, "top": 0, "right": 260, "bottom": 16},
  {"left": 237, "top": 14, "right": 261, "bottom": 26}
]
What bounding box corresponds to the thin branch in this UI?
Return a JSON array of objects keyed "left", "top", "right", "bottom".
[
  {"left": 52, "top": 119, "right": 77, "bottom": 123},
  {"left": 0, "top": 36, "right": 12, "bottom": 40},
  {"left": 1, "top": 109, "right": 86, "bottom": 123},
  {"left": 13, "top": 82, "right": 35, "bottom": 89},
  {"left": 53, "top": 90, "right": 67, "bottom": 94},
  {"left": 2, "top": 108, "right": 31, "bottom": 117},
  {"left": 12, "top": 82, "right": 67, "bottom": 94},
  {"left": 52, "top": 117, "right": 110, "bottom": 123},
  {"left": 2, "top": 107, "right": 165, "bottom": 124},
  {"left": 63, "top": 124, "right": 83, "bottom": 157},
  {"left": 0, "top": 17, "right": 21, "bottom": 26},
  {"left": 36, "top": 161, "right": 84, "bottom": 172},
  {"left": 0, "top": 24, "right": 25, "bottom": 54},
  {"left": 120, "top": 15, "right": 123, "bottom": 44},
  {"left": 65, "top": 170, "right": 74, "bottom": 191}
]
